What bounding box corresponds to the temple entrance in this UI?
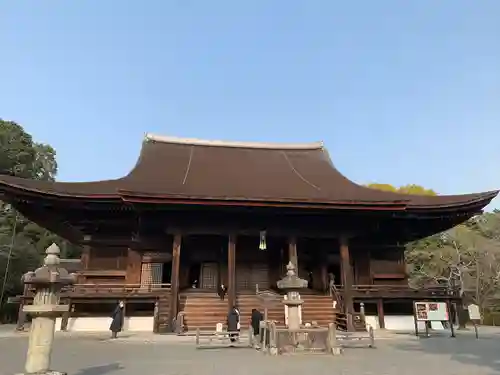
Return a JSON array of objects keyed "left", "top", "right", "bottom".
[
  {"left": 188, "top": 263, "right": 201, "bottom": 288},
  {"left": 236, "top": 262, "right": 270, "bottom": 290},
  {"left": 200, "top": 262, "right": 218, "bottom": 289},
  {"left": 327, "top": 263, "right": 342, "bottom": 285}
]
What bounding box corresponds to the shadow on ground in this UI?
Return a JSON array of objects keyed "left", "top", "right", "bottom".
[
  {"left": 74, "top": 363, "right": 123, "bottom": 375},
  {"left": 392, "top": 331, "right": 500, "bottom": 374}
]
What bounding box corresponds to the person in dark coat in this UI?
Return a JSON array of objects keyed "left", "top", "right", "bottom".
[
  {"left": 110, "top": 300, "right": 125, "bottom": 339},
  {"left": 227, "top": 306, "right": 240, "bottom": 343},
  {"left": 217, "top": 283, "right": 227, "bottom": 301},
  {"left": 250, "top": 308, "right": 264, "bottom": 345}
]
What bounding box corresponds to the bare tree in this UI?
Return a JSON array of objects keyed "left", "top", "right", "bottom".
[{"left": 408, "top": 218, "right": 500, "bottom": 325}]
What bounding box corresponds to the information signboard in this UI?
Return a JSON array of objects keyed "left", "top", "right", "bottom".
[
  {"left": 414, "top": 302, "right": 448, "bottom": 321},
  {"left": 468, "top": 304, "right": 481, "bottom": 321}
]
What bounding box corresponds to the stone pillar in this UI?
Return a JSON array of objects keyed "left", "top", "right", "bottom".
[
  {"left": 18, "top": 243, "right": 76, "bottom": 375},
  {"left": 168, "top": 234, "right": 181, "bottom": 332},
  {"left": 277, "top": 261, "right": 308, "bottom": 330}
]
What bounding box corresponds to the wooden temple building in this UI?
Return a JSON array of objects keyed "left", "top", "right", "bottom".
[{"left": 0, "top": 134, "right": 497, "bottom": 332}]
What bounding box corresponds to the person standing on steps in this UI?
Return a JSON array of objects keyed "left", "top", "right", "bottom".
[
  {"left": 328, "top": 273, "right": 335, "bottom": 296},
  {"left": 110, "top": 300, "right": 125, "bottom": 339},
  {"left": 217, "top": 282, "right": 227, "bottom": 301}
]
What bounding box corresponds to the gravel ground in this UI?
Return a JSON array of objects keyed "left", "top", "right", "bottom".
[{"left": 1, "top": 328, "right": 500, "bottom": 375}]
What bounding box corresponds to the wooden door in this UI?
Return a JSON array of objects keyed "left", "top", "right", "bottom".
[
  {"left": 236, "top": 263, "right": 252, "bottom": 290},
  {"left": 251, "top": 263, "right": 270, "bottom": 290},
  {"left": 200, "top": 262, "right": 218, "bottom": 289}
]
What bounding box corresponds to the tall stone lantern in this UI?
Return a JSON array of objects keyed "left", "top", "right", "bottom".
[
  {"left": 17, "top": 243, "right": 77, "bottom": 375},
  {"left": 277, "top": 261, "right": 308, "bottom": 330}
]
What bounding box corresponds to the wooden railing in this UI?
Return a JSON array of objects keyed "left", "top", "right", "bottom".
[
  {"left": 338, "top": 285, "right": 457, "bottom": 296},
  {"left": 336, "top": 284, "right": 458, "bottom": 297},
  {"left": 69, "top": 282, "right": 171, "bottom": 293},
  {"left": 19, "top": 282, "right": 457, "bottom": 300},
  {"left": 24, "top": 283, "right": 172, "bottom": 298}
]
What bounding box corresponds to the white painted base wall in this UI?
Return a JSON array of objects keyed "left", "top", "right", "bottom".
[
  {"left": 54, "top": 316, "right": 154, "bottom": 332},
  {"left": 364, "top": 315, "right": 446, "bottom": 331},
  {"left": 53, "top": 314, "right": 445, "bottom": 333}
]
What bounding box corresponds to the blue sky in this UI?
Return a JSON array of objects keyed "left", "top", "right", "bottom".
[{"left": 1, "top": 1, "right": 499, "bottom": 209}]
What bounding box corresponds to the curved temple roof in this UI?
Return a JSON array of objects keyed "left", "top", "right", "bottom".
[{"left": 0, "top": 133, "right": 497, "bottom": 211}]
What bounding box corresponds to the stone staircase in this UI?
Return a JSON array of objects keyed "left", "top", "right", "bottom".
[
  {"left": 178, "top": 290, "right": 337, "bottom": 331},
  {"left": 156, "top": 289, "right": 171, "bottom": 333},
  {"left": 180, "top": 291, "right": 228, "bottom": 331},
  {"left": 237, "top": 293, "right": 284, "bottom": 326},
  {"left": 301, "top": 293, "right": 337, "bottom": 327}
]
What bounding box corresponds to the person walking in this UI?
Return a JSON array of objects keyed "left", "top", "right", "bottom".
[
  {"left": 251, "top": 308, "right": 264, "bottom": 346},
  {"left": 227, "top": 306, "right": 240, "bottom": 343},
  {"left": 109, "top": 300, "right": 125, "bottom": 339}
]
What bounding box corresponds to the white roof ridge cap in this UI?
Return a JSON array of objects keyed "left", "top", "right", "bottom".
[{"left": 144, "top": 133, "right": 324, "bottom": 150}]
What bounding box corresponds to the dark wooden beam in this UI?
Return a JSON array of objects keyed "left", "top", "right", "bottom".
[
  {"left": 166, "top": 225, "right": 359, "bottom": 239},
  {"left": 12, "top": 201, "right": 82, "bottom": 242},
  {"left": 168, "top": 234, "right": 181, "bottom": 332},
  {"left": 340, "top": 235, "right": 354, "bottom": 331},
  {"left": 377, "top": 299, "right": 385, "bottom": 329},
  {"left": 227, "top": 234, "right": 236, "bottom": 310}
]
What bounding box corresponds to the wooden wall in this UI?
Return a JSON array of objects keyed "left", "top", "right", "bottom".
[
  {"left": 87, "top": 247, "right": 128, "bottom": 270},
  {"left": 369, "top": 246, "right": 407, "bottom": 285},
  {"left": 78, "top": 235, "right": 409, "bottom": 288}
]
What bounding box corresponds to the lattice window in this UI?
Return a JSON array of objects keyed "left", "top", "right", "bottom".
[
  {"left": 151, "top": 263, "right": 163, "bottom": 287},
  {"left": 140, "top": 263, "right": 152, "bottom": 288},
  {"left": 140, "top": 262, "right": 163, "bottom": 288}
]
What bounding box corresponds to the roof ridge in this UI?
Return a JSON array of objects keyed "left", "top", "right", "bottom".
[{"left": 144, "top": 133, "right": 324, "bottom": 150}]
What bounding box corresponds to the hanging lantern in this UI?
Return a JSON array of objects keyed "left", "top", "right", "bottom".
[{"left": 259, "top": 230, "right": 267, "bottom": 251}]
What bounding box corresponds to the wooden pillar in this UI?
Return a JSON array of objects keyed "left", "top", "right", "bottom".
[
  {"left": 227, "top": 234, "right": 237, "bottom": 309},
  {"left": 288, "top": 236, "right": 298, "bottom": 270},
  {"left": 15, "top": 300, "right": 26, "bottom": 331},
  {"left": 15, "top": 283, "right": 30, "bottom": 331},
  {"left": 320, "top": 264, "right": 328, "bottom": 293},
  {"left": 126, "top": 248, "right": 142, "bottom": 284},
  {"left": 80, "top": 246, "right": 90, "bottom": 283},
  {"left": 340, "top": 236, "right": 354, "bottom": 331},
  {"left": 60, "top": 299, "right": 72, "bottom": 331},
  {"left": 377, "top": 299, "right": 385, "bottom": 329},
  {"left": 168, "top": 234, "right": 182, "bottom": 332}
]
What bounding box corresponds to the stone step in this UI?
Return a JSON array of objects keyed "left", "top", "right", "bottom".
[{"left": 179, "top": 292, "right": 336, "bottom": 329}]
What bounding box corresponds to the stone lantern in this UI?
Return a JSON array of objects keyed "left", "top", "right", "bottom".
[
  {"left": 276, "top": 261, "right": 308, "bottom": 330},
  {"left": 17, "top": 243, "right": 77, "bottom": 375}
]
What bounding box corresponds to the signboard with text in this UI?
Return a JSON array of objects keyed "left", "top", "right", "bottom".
[{"left": 414, "top": 302, "right": 448, "bottom": 321}]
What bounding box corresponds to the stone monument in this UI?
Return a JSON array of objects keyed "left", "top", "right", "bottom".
[
  {"left": 276, "top": 261, "right": 308, "bottom": 330},
  {"left": 16, "top": 243, "right": 77, "bottom": 375}
]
